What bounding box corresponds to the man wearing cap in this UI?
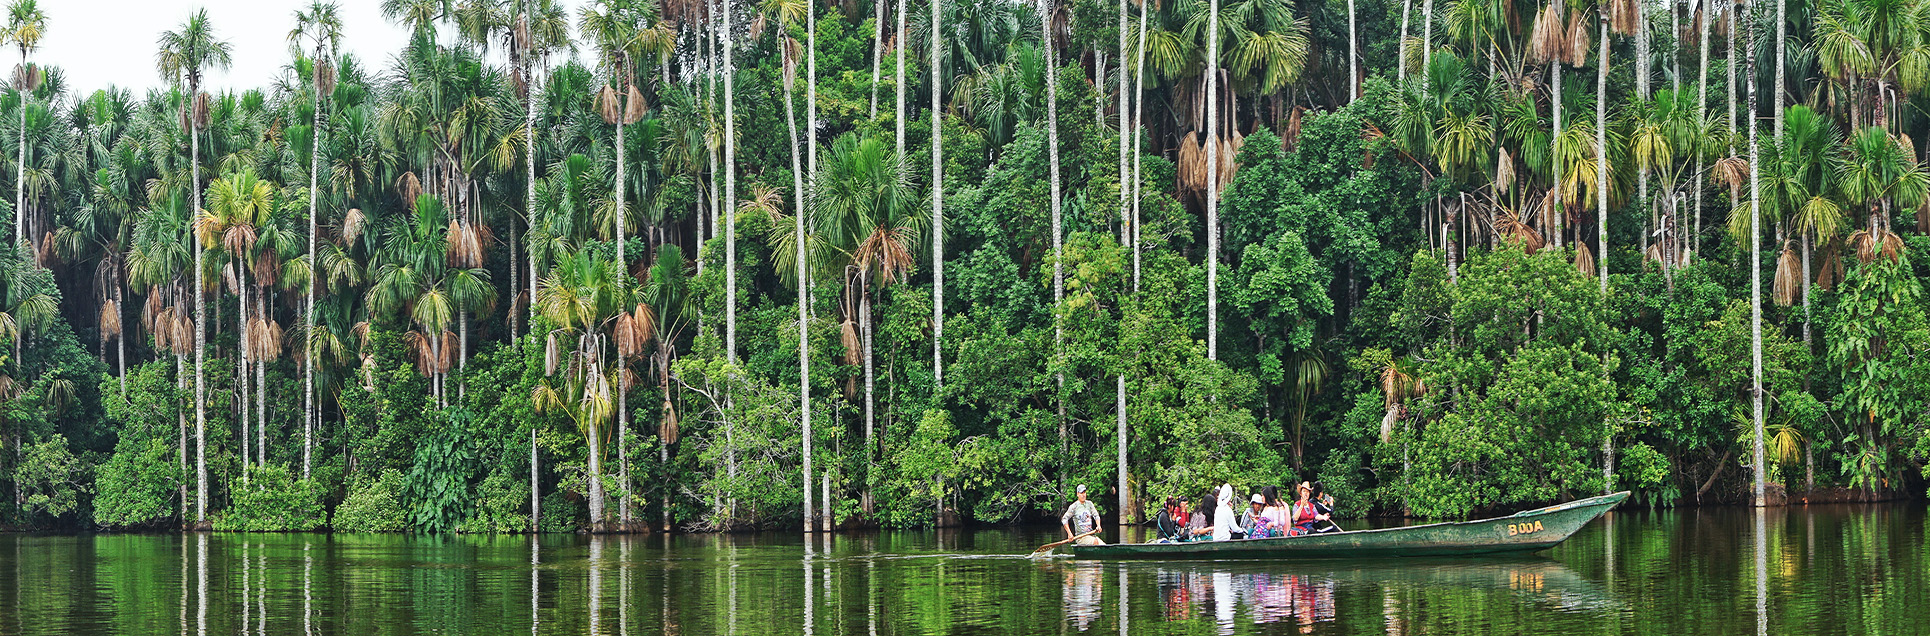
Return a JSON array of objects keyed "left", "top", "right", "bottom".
[{"left": 1061, "top": 485, "right": 1105, "bottom": 545}]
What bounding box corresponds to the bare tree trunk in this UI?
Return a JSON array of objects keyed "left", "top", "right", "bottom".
[
  {"left": 1132, "top": 1, "right": 1147, "bottom": 288},
  {"left": 726, "top": 0, "right": 739, "bottom": 364},
  {"left": 1348, "top": 0, "right": 1358, "bottom": 102},
  {"left": 1044, "top": 0, "right": 1068, "bottom": 466},
  {"left": 785, "top": 33, "right": 813, "bottom": 534},
  {"left": 306, "top": 56, "right": 325, "bottom": 479},
  {"left": 869, "top": 0, "right": 884, "bottom": 119},
  {"left": 1597, "top": 16, "right": 1609, "bottom": 291},
  {"left": 930, "top": 0, "right": 943, "bottom": 391},
  {"left": 1398, "top": 0, "right": 1412, "bottom": 82},
  {"left": 1206, "top": 0, "right": 1221, "bottom": 359},
  {"left": 1746, "top": 0, "right": 1766, "bottom": 507},
  {"left": 1553, "top": 60, "right": 1563, "bottom": 247},
  {"left": 896, "top": 0, "right": 907, "bottom": 159}
]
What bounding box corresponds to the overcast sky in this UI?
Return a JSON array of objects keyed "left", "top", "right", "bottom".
[{"left": 39, "top": 0, "right": 587, "bottom": 95}]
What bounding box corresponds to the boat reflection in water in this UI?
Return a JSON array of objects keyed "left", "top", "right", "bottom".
[{"left": 1056, "top": 556, "right": 1614, "bottom": 634}]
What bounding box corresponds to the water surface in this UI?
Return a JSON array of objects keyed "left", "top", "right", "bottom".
[{"left": 0, "top": 504, "right": 1923, "bottom": 635}]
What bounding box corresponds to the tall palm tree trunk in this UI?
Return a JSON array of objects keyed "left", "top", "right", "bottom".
[
  {"left": 1597, "top": 14, "right": 1608, "bottom": 291},
  {"left": 255, "top": 291, "right": 265, "bottom": 468},
  {"left": 1745, "top": 0, "right": 1765, "bottom": 507},
  {"left": 1132, "top": 0, "right": 1147, "bottom": 287},
  {"left": 1695, "top": 0, "right": 1708, "bottom": 257},
  {"left": 238, "top": 271, "right": 251, "bottom": 475},
  {"left": 1044, "top": 0, "right": 1068, "bottom": 459},
  {"left": 895, "top": 0, "right": 907, "bottom": 159},
  {"left": 15, "top": 66, "right": 26, "bottom": 249},
  {"left": 525, "top": 38, "right": 541, "bottom": 534},
  {"left": 1554, "top": 59, "right": 1563, "bottom": 247},
  {"left": 930, "top": 0, "right": 944, "bottom": 390},
  {"left": 615, "top": 75, "right": 631, "bottom": 530},
  {"left": 784, "top": 46, "right": 811, "bottom": 533},
  {"left": 1348, "top": 0, "right": 1358, "bottom": 102},
  {"left": 1774, "top": 0, "right": 1784, "bottom": 138},
  {"left": 193, "top": 93, "right": 207, "bottom": 523},
  {"left": 1206, "top": 0, "right": 1221, "bottom": 360},
  {"left": 870, "top": 0, "right": 884, "bottom": 119},
  {"left": 177, "top": 352, "right": 186, "bottom": 520},
  {"left": 305, "top": 63, "right": 323, "bottom": 480},
  {"left": 1399, "top": 0, "right": 1412, "bottom": 82},
  {"left": 1116, "top": 0, "right": 1132, "bottom": 524}
]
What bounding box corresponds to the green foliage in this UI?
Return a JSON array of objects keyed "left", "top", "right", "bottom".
[
  {"left": 216, "top": 466, "right": 326, "bottom": 532},
  {"left": 92, "top": 438, "right": 182, "bottom": 529},
  {"left": 16, "top": 434, "right": 90, "bottom": 523},
  {"left": 333, "top": 469, "right": 409, "bottom": 533},
  {"left": 403, "top": 420, "right": 476, "bottom": 533}
]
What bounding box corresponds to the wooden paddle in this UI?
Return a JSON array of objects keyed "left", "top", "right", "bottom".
[{"left": 1030, "top": 529, "right": 1101, "bottom": 556}]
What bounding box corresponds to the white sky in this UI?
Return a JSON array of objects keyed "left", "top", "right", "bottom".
[{"left": 39, "top": 0, "right": 588, "bottom": 95}]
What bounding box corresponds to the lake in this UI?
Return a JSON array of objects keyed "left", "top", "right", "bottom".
[{"left": 0, "top": 504, "right": 1923, "bottom": 635}]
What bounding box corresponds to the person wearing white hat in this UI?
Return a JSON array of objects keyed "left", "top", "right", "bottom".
[
  {"left": 1060, "top": 484, "right": 1105, "bottom": 545},
  {"left": 1211, "top": 483, "right": 1241, "bottom": 541}
]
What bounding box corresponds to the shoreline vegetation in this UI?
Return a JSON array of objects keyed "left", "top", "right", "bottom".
[{"left": 1, "top": 0, "right": 1929, "bottom": 536}]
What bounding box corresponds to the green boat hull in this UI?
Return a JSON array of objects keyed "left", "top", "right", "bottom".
[{"left": 1069, "top": 491, "right": 1630, "bottom": 559}]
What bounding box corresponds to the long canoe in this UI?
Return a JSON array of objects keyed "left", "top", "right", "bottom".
[{"left": 1069, "top": 491, "right": 1630, "bottom": 559}]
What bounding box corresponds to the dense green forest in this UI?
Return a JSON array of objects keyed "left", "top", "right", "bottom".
[{"left": 0, "top": 0, "right": 1925, "bottom": 533}]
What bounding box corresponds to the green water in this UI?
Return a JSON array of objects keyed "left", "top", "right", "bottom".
[{"left": 0, "top": 505, "right": 1923, "bottom": 635}]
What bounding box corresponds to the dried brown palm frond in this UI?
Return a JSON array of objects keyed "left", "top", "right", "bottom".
[
  {"left": 193, "top": 92, "right": 211, "bottom": 131},
  {"left": 1536, "top": 188, "right": 1563, "bottom": 236},
  {"left": 840, "top": 319, "right": 862, "bottom": 366},
  {"left": 1918, "top": 200, "right": 1930, "bottom": 233},
  {"left": 406, "top": 330, "right": 436, "bottom": 376},
  {"left": 1815, "top": 245, "right": 1843, "bottom": 291},
  {"left": 152, "top": 307, "right": 177, "bottom": 351},
  {"left": 315, "top": 61, "right": 337, "bottom": 97},
  {"left": 1495, "top": 149, "right": 1516, "bottom": 195},
  {"left": 596, "top": 85, "right": 622, "bottom": 125},
  {"left": 1218, "top": 131, "right": 1244, "bottom": 191},
  {"left": 624, "top": 85, "right": 647, "bottom": 125},
  {"left": 1772, "top": 242, "right": 1801, "bottom": 306},
  {"left": 142, "top": 293, "right": 163, "bottom": 333},
  {"left": 1178, "top": 132, "right": 1205, "bottom": 195},
  {"left": 1849, "top": 228, "right": 1906, "bottom": 263},
  {"left": 221, "top": 263, "right": 240, "bottom": 295},
  {"left": 99, "top": 300, "right": 122, "bottom": 340},
  {"left": 1574, "top": 241, "right": 1597, "bottom": 277},
  {"left": 1528, "top": 1, "right": 1568, "bottom": 64},
  {"left": 1495, "top": 211, "right": 1545, "bottom": 252},
  {"left": 857, "top": 226, "right": 918, "bottom": 284},
  {"left": 252, "top": 251, "right": 279, "bottom": 288},
  {"left": 545, "top": 332, "right": 560, "bottom": 376},
  {"left": 342, "top": 208, "right": 366, "bottom": 246},
  {"left": 439, "top": 331, "right": 458, "bottom": 373},
  {"left": 1607, "top": 0, "right": 1640, "bottom": 35},
  {"left": 12, "top": 63, "right": 39, "bottom": 92},
  {"left": 1714, "top": 156, "right": 1750, "bottom": 199},
  {"left": 446, "top": 219, "right": 487, "bottom": 268},
  {"left": 615, "top": 306, "right": 657, "bottom": 360},
  {"left": 658, "top": 400, "right": 679, "bottom": 445},
  {"left": 34, "top": 232, "right": 54, "bottom": 268},
  {"left": 620, "top": 367, "right": 638, "bottom": 392},
  {"left": 397, "top": 173, "right": 423, "bottom": 208},
  {"left": 1564, "top": 10, "right": 1592, "bottom": 65},
  {"left": 1283, "top": 107, "right": 1305, "bottom": 153}
]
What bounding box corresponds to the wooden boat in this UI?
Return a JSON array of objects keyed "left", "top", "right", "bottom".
[{"left": 1069, "top": 491, "right": 1629, "bottom": 559}]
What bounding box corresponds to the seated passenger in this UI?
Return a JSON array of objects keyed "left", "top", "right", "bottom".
[
  {"left": 1289, "top": 481, "right": 1320, "bottom": 536},
  {"left": 1310, "top": 481, "right": 1342, "bottom": 533},
  {"left": 1155, "top": 497, "right": 1189, "bottom": 542},
  {"left": 1243, "top": 494, "right": 1283, "bottom": 538}
]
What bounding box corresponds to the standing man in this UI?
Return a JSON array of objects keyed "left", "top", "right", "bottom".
[{"left": 1061, "top": 485, "right": 1106, "bottom": 545}]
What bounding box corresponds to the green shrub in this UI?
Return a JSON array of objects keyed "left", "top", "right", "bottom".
[
  {"left": 93, "top": 438, "right": 183, "bottom": 529},
  {"left": 332, "top": 469, "right": 409, "bottom": 532},
  {"left": 539, "top": 491, "right": 583, "bottom": 532},
  {"left": 460, "top": 470, "right": 531, "bottom": 533},
  {"left": 215, "top": 465, "right": 326, "bottom": 531}
]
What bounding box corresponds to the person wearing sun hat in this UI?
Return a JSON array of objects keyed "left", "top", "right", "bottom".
[{"left": 1061, "top": 484, "right": 1106, "bottom": 545}]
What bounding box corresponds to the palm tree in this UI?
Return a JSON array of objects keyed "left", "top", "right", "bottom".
[
  {"left": 808, "top": 132, "right": 923, "bottom": 507},
  {"left": 290, "top": 0, "right": 342, "bottom": 480},
  {"left": 6, "top": 0, "right": 44, "bottom": 249},
  {"left": 156, "top": 9, "right": 232, "bottom": 524},
  {"left": 1760, "top": 106, "right": 1843, "bottom": 344},
  {"left": 196, "top": 170, "right": 274, "bottom": 472},
  {"left": 367, "top": 195, "right": 495, "bottom": 409},
  {"left": 1812, "top": 0, "right": 1930, "bottom": 132},
  {"left": 728, "top": 0, "right": 741, "bottom": 363},
  {"left": 1743, "top": 0, "right": 1764, "bottom": 507},
  {"left": 511, "top": 0, "right": 572, "bottom": 532},
  {"left": 534, "top": 248, "right": 624, "bottom": 531},
  {"left": 1204, "top": 0, "right": 1221, "bottom": 360}
]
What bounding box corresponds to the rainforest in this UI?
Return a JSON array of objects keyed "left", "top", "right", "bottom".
[{"left": 0, "top": 0, "right": 1926, "bottom": 534}]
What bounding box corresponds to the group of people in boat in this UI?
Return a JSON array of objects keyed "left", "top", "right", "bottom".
[
  {"left": 1056, "top": 480, "right": 1340, "bottom": 547},
  {"left": 1153, "top": 481, "right": 1338, "bottom": 543}
]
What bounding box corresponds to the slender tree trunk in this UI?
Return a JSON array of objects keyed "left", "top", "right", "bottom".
[
  {"left": 615, "top": 72, "right": 632, "bottom": 530},
  {"left": 1132, "top": 1, "right": 1147, "bottom": 288},
  {"left": 1553, "top": 60, "right": 1563, "bottom": 247},
  {"left": 305, "top": 55, "right": 324, "bottom": 480},
  {"left": 927, "top": 0, "right": 941, "bottom": 391},
  {"left": 16, "top": 59, "right": 26, "bottom": 249},
  {"left": 896, "top": 0, "right": 907, "bottom": 159},
  {"left": 193, "top": 79, "right": 206, "bottom": 516},
  {"left": 255, "top": 292, "right": 266, "bottom": 469},
  {"left": 1116, "top": 0, "right": 1132, "bottom": 525},
  {"left": 178, "top": 352, "right": 187, "bottom": 522},
  {"left": 1398, "top": 0, "right": 1412, "bottom": 82},
  {"left": 1728, "top": 0, "right": 1738, "bottom": 156},
  {"left": 116, "top": 277, "right": 126, "bottom": 398},
  {"left": 726, "top": 0, "right": 739, "bottom": 364},
  {"left": 239, "top": 272, "right": 251, "bottom": 477},
  {"left": 1774, "top": 0, "right": 1785, "bottom": 138},
  {"left": 531, "top": 427, "right": 540, "bottom": 532},
  {"left": 1746, "top": 0, "right": 1765, "bottom": 507},
  {"left": 1044, "top": 0, "right": 1068, "bottom": 459},
  {"left": 785, "top": 47, "right": 812, "bottom": 533},
  {"left": 1598, "top": 16, "right": 1609, "bottom": 292},
  {"left": 1206, "top": 0, "right": 1221, "bottom": 360},
  {"left": 1696, "top": 0, "right": 1709, "bottom": 258},
  {"left": 1637, "top": 0, "right": 1650, "bottom": 274},
  {"left": 1348, "top": 0, "right": 1358, "bottom": 102},
  {"left": 1802, "top": 229, "right": 1811, "bottom": 347},
  {"left": 870, "top": 0, "right": 884, "bottom": 119},
  {"left": 589, "top": 387, "right": 604, "bottom": 531}
]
